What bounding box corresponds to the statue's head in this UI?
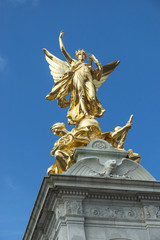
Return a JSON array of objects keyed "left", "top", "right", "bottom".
[
  {"left": 113, "top": 126, "right": 122, "bottom": 140},
  {"left": 75, "top": 49, "right": 87, "bottom": 62},
  {"left": 113, "top": 126, "right": 121, "bottom": 132},
  {"left": 50, "top": 122, "right": 66, "bottom": 137}
]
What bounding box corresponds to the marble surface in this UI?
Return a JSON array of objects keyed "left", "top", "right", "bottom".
[
  {"left": 23, "top": 174, "right": 160, "bottom": 240},
  {"left": 65, "top": 139, "right": 156, "bottom": 181}
]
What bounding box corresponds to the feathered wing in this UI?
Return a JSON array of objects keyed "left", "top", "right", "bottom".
[
  {"left": 43, "top": 48, "right": 70, "bottom": 82},
  {"left": 43, "top": 48, "right": 72, "bottom": 104},
  {"left": 93, "top": 60, "right": 120, "bottom": 91},
  {"left": 64, "top": 157, "right": 105, "bottom": 176},
  {"left": 116, "top": 158, "right": 156, "bottom": 181}
]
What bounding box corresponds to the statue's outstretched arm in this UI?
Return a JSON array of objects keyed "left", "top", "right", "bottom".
[
  {"left": 112, "top": 122, "right": 132, "bottom": 139},
  {"left": 59, "top": 31, "right": 73, "bottom": 65},
  {"left": 90, "top": 54, "right": 102, "bottom": 81}
]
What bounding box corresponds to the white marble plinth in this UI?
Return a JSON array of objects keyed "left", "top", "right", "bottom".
[{"left": 23, "top": 174, "right": 160, "bottom": 240}]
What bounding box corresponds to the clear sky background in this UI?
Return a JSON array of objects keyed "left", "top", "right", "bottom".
[{"left": 0, "top": 0, "right": 160, "bottom": 239}]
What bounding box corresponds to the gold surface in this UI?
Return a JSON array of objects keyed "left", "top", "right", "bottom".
[
  {"left": 44, "top": 32, "right": 141, "bottom": 175},
  {"left": 47, "top": 120, "right": 102, "bottom": 175},
  {"left": 101, "top": 114, "right": 133, "bottom": 150},
  {"left": 43, "top": 31, "right": 120, "bottom": 125}
]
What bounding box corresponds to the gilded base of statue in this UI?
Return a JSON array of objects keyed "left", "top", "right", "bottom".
[{"left": 47, "top": 116, "right": 141, "bottom": 175}]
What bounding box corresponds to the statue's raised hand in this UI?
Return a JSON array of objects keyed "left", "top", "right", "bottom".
[
  {"left": 90, "top": 54, "right": 98, "bottom": 63},
  {"left": 59, "top": 30, "right": 65, "bottom": 38},
  {"left": 126, "top": 122, "right": 132, "bottom": 129}
]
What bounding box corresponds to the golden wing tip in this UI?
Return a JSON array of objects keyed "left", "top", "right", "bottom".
[
  {"left": 46, "top": 93, "right": 55, "bottom": 101},
  {"left": 45, "top": 94, "right": 50, "bottom": 100}
]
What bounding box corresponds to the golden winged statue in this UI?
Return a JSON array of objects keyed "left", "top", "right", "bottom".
[
  {"left": 43, "top": 31, "right": 120, "bottom": 125},
  {"left": 43, "top": 31, "right": 141, "bottom": 175}
]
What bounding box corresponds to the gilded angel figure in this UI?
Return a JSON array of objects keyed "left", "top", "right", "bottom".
[{"left": 43, "top": 31, "right": 120, "bottom": 125}]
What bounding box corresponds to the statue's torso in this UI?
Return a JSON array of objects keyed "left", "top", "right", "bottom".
[{"left": 73, "top": 63, "right": 93, "bottom": 83}]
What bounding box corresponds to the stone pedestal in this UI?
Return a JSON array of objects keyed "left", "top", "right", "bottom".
[
  {"left": 23, "top": 174, "right": 160, "bottom": 240},
  {"left": 23, "top": 140, "right": 160, "bottom": 240}
]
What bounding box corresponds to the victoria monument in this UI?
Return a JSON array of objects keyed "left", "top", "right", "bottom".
[{"left": 23, "top": 32, "right": 160, "bottom": 240}]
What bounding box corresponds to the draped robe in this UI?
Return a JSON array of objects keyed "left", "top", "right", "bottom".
[{"left": 46, "top": 61, "right": 105, "bottom": 125}]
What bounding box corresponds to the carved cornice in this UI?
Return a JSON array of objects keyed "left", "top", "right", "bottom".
[{"left": 54, "top": 188, "right": 160, "bottom": 202}]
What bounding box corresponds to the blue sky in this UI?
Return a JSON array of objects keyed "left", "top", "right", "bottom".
[{"left": 0, "top": 0, "right": 160, "bottom": 239}]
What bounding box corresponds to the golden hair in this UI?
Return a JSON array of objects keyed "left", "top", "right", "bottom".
[{"left": 75, "top": 49, "right": 87, "bottom": 59}]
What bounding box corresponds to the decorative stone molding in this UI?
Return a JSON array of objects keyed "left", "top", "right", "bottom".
[
  {"left": 143, "top": 205, "right": 160, "bottom": 219},
  {"left": 84, "top": 206, "right": 143, "bottom": 220},
  {"left": 59, "top": 189, "right": 88, "bottom": 196},
  {"left": 65, "top": 200, "right": 83, "bottom": 215},
  {"left": 55, "top": 189, "right": 160, "bottom": 202},
  {"left": 55, "top": 199, "right": 65, "bottom": 219},
  {"left": 52, "top": 189, "right": 160, "bottom": 222},
  {"left": 92, "top": 140, "right": 109, "bottom": 150},
  {"left": 156, "top": 207, "right": 160, "bottom": 218}
]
